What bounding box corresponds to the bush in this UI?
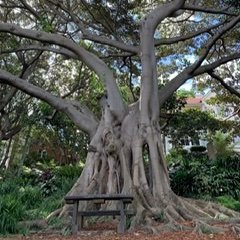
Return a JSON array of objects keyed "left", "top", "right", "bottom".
[
  {"left": 0, "top": 164, "right": 82, "bottom": 235},
  {"left": 38, "top": 170, "right": 57, "bottom": 196},
  {"left": 169, "top": 150, "right": 240, "bottom": 199},
  {"left": 166, "top": 148, "right": 189, "bottom": 166},
  {"left": 216, "top": 196, "right": 240, "bottom": 212},
  {"left": 19, "top": 186, "right": 43, "bottom": 207},
  {"left": 54, "top": 164, "right": 82, "bottom": 178},
  {"left": 0, "top": 195, "right": 26, "bottom": 234}
]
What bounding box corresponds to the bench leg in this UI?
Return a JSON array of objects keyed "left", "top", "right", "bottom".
[
  {"left": 118, "top": 200, "right": 126, "bottom": 234},
  {"left": 72, "top": 202, "right": 79, "bottom": 234},
  {"left": 79, "top": 215, "right": 84, "bottom": 230}
]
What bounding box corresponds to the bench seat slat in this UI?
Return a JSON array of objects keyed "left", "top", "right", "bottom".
[
  {"left": 65, "top": 194, "right": 133, "bottom": 202},
  {"left": 78, "top": 209, "right": 135, "bottom": 217}
]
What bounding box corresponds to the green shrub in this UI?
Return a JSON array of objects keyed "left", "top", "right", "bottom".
[
  {"left": 215, "top": 154, "right": 240, "bottom": 169},
  {"left": 38, "top": 170, "right": 57, "bottom": 196},
  {"left": 0, "top": 179, "right": 18, "bottom": 195},
  {"left": 216, "top": 196, "right": 240, "bottom": 212},
  {"left": 19, "top": 186, "right": 42, "bottom": 207},
  {"left": 0, "top": 163, "right": 82, "bottom": 235},
  {"left": 170, "top": 152, "right": 240, "bottom": 199},
  {"left": 20, "top": 167, "right": 40, "bottom": 185},
  {"left": 170, "top": 169, "right": 195, "bottom": 197},
  {"left": 34, "top": 198, "right": 63, "bottom": 219},
  {"left": 0, "top": 195, "right": 26, "bottom": 234},
  {"left": 54, "top": 165, "right": 82, "bottom": 178},
  {"left": 210, "top": 130, "right": 234, "bottom": 158}
]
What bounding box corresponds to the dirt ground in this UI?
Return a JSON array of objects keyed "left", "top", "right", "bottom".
[
  {"left": 1, "top": 231, "right": 239, "bottom": 240},
  {"left": 1, "top": 221, "right": 240, "bottom": 240}
]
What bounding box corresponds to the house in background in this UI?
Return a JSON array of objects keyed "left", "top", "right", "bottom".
[
  {"left": 164, "top": 91, "right": 240, "bottom": 154},
  {"left": 184, "top": 96, "right": 203, "bottom": 110}
]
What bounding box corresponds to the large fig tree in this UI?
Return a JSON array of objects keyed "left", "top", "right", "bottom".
[{"left": 0, "top": 0, "right": 240, "bottom": 232}]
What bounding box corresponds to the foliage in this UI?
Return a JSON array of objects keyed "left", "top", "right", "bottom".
[
  {"left": 0, "top": 163, "right": 82, "bottom": 234},
  {"left": 223, "top": 0, "right": 240, "bottom": 8},
  {"left": 216, "top": 196, "right": 240, "bottom": 212},
  {"left": 0, "top": 195, "right": 26, "bottom": 235},
  {"left": 177, "top": 89, "right": 195, "bottom": 98},
  {"left": 210, "top": 130, "right": 234, "bottom": 158},
  {"left": 26, "top": 101, "right": 89, "bottom": 165},
  {"left": 163, "top": 109, "right": 225, "bottom": 147},
  {"left": 161, "top": 91, "right": 186, "bottom": 115},
  {"left": 0, "top": 0, "right": 239, "bottom": 232},
  {"left": 169, "top": 150, "right": 240, "bottom": 199}
]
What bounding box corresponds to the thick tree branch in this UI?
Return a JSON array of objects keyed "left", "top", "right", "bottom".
[
  {"left": 139, "top": 0, "right": 185, "bottom": 123},
  {"left": 208, "top": 71, "right": 240, "bottom": 98},
  {"left": 0, "top": 44, "right": 78, "bottom": 59},
  {"left": 82, "top": 34, "right": 139, "bottom": 54},
  {"left": 190, "top": 15, "right": 240, "bottom": 73},
  {"left": 0, "top": 69, "right": 98, "bottom": 137},
  {"left": 0, "top": 22, "right": 126, "bottom": 119}
]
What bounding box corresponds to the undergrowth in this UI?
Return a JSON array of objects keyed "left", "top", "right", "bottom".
[{"left": 0, "top": 164, "right": 82, "bottom": 235}]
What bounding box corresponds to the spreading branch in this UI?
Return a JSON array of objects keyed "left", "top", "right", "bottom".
[
  {"left": 0, "top": 70, "right": 98, "bottom": 137},
  {"left": 0, "top": 22, "right": 126, "bottom": 119}
]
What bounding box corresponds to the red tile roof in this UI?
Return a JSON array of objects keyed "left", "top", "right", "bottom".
[{"left": 186, "top": 97, "right": 203, "bottom": 105}]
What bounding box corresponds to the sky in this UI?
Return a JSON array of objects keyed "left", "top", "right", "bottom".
[{"left": 179, "top": 80, "right": 193, "bottom": 91}]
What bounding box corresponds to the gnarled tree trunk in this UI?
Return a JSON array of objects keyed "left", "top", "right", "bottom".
[{"left": 64, "top": 101, "right": 240, "bottom": 233}]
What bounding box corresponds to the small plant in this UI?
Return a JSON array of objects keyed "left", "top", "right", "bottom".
[
  {"left": 126, "top": 216, "right": 134, "bottom": 229},
  {"left": 0, "top": 195, "right": 26, "bottom": 234},
  {"left": 153, "top": 210, "right": 165, "bottom": 222},
  {"left": 38, "top": 170, "right": 57, "bottom": 196},
  {"left": 48, "top": 216, "right": 66, "bottom": 230},
  {"left": 19, "top": 186, "right": 42, "bottom": 207},
  {"left": 210, "top": 130, "right": 234, "bottom": 158},
  {"left": 54, "top": 165, "right": 82, "bottom": 178},
  {"left": 216, "top": 196, "right": 240, "bottom": 212}
]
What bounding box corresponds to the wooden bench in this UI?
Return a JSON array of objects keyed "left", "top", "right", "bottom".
[{"left": 64, "top": 194, "right": 134, "bottom": 234}]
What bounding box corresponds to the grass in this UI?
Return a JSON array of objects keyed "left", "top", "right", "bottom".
[{"left": 216, "top": 195, "right": 240, "bottom": 212}]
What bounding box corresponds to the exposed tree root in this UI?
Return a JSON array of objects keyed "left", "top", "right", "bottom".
[
  {"left": 58, "top": 111, "right": 240, "bottom": 236},
  {"left": 127, "top": 194, "right": 240, "bottom": 234},
  {"left": 231, "top": 225, "right": 240, "bottom": 235},
  {"left": 193, "top": 220, "right": 225, "bottom": 234},
  {"left": 18, "top": 220, "right": 48, "bottom": 230},
  {"left": 46, "top": 208, "right": 63, "bottom": 220}
]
